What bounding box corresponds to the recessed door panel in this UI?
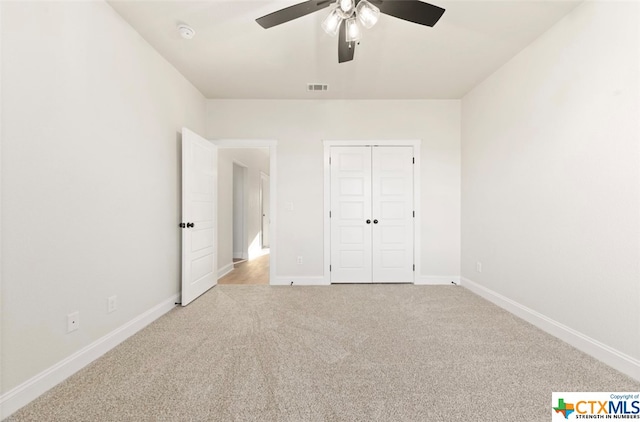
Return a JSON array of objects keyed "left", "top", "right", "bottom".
[
  {"left": 191, "top": 254, "right": 214, "bottom": 283},
  {"left": 339, "top": 153, "right": 366, "bottom": 171},
  {"left": 380, "top": 250, "right": 405, "bottom": 269},
  {"left": 381, "top": 225, "right": 405, "bottom": 244},
  {"left": 191, "top": 201, "right": 213, "bottom": 222},
  {"left": 340, "top": 250, "right": 365, "bottom": 268},
  {"left": 340, "top": 226, "right": 365, "bottom": 244},
  {"left": 191, "top": 227, "right": 214, "bottom": 252},
  {"left": 380, "top": 177, "right": 405, "bottom": 195},
  {"left": 340, "top": 178, "right": 365, "bottom": 195},
  {"left": 380, "top": 201, "right": 405, "bottom": 220},
  {"left": 340, "top": 202, "right": 365, "bottom": 219}
]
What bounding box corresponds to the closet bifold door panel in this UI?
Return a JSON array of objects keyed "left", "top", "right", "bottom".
[
  {"left": 371, "top": 146, "right": 414, "bottom": 283},
  {"left": 330, "top": 146, "right": 414, "bottom": 284},
  {"left": 330, "top": 147, "right": 373, "bottom": 283}
]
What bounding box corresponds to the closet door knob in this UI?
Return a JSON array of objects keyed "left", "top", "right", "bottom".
[
  {"left": 187, "top": 222, "right": 195, "bottom": 228},
  {"left": 373, "top": 219, "right": 378, "bottom": 224},
  {"left": 366, "top": 219, "right": 371, "bottom": 224}
]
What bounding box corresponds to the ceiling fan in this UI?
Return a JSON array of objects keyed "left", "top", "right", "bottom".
[{"left": 256, "top": 0, "right": 445, "bottom": 63}]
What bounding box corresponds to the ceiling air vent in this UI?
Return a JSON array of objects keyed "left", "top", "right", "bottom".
[{"left": 307, "top": 83, "right": 328, "bottom": 92}]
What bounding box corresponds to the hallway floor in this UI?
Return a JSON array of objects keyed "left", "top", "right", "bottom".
[{"left": 219, "top": 253, "right": 269, "bottom": 285}]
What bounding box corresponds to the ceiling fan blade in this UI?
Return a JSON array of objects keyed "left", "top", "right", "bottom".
[
  {"left": 377, "top": 0, "right": 445, "bottom": 27},
  {"left": 256, "top": 1, "right": 332, "bottom": 29},
  {"left": 338, "top": 20, "right": 356, "bottom": 63}
]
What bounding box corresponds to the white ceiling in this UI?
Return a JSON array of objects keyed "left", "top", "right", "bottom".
[{"left": 107, "top": 0, "right": 581, "bottom": 99}]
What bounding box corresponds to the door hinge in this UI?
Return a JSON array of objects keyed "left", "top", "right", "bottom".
[
  {"left": 413, "top": 264, "right": 415, "bottom": 272},
  {"left": 330, "top": 265, "right": 332, "bottom": 272},
  {"left": 329, "top": 211, "right": 332, "bottom": 218},
  {"left": 412, "top": 157, "right": 415, "bottom": 164},
  {"left": 413, "top": 211, "right": 415, "bottom": 218},
  {"left": 329, "top": 156, "right": 331, "bottom": 165}
]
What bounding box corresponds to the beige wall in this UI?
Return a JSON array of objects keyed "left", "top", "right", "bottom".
[
  {"left": 206, "top": 100, "right": 461, "bottom": 280},
  {"left": 461, "top": 1, "right": 640, "bottom": 361},
  {"left": 1, "top": 1, "right": 206, "bottom": 394}
]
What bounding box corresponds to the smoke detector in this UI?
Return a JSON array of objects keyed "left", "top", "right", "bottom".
[{"left": 177, "top": 24, "right": 195, "bottom": 40}]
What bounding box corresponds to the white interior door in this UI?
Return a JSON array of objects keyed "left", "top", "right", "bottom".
[
  {"left": 330, "top": 146, "right": 414, "bottom": 283},
  {"left": 261, "top": 173, "right": 270, "bottom": 248},
  {"left": 181, "top": 128, "right": 217, "bottom": 306},
  {"left": 330, "top": 147, "right": 373, "bottom": 283},
  {"left": 372, "top": 147, "right": 414, "bottom": 283}
]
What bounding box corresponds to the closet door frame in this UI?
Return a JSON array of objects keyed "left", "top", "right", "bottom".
[{"left": 323, "top": 140, "right": 421, "bottom": 285}]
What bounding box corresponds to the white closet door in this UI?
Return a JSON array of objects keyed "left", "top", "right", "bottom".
[
  {"left": 330, "top": 147, "right": 373, "bottom": 283},
  {"left": 371, "top": 146, "right": 414, "bottom": 283}
]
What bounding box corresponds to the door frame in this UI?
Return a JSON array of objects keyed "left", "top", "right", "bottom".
[
  {"left": 260, "top": 171, "right": 270, "bottom": 249},
  {"left": 323, "top": 140, "right": 421, "bottom": 285},
  {"left": 213, "top": 139, "right": 277, "bottom": 285}
]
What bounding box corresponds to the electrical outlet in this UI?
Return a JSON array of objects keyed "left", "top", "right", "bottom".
[
  {"left": 476, "top": 262, "right": 482, "bottom": 273},
  {"left": 108, "top": 295, "right": 117, "bottom": 314},
  {"left": 67, "top": 312, "right": 79, "bottom": 333},
  {"left": 297, "top": 256, "right": 303, "bottom": 264}
]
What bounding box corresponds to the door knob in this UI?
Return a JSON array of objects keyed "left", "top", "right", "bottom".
[
  {"left": 187, "top": 222, "right": 195, "bottom": 228},
  {"left": 373, "top": 219, "right": 378, "bottom": 224},
  {"left": 366, "top": 219, "right": 371, "bottom": 224},
  {"left": 179, "top": 223, "right": 186, "bottom": 228}
]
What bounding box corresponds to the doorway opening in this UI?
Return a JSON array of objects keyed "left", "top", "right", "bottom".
[{"left": 215, "top": 140, "right": 277, "bottom": 285}]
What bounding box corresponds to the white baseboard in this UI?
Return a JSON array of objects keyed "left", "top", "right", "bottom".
[
  {"left": 232, "top": 252, "right": 248, "bottom": 260},
  {"left": 462, "top": 277, "right": 640, "bottom": 382},
  {"left": 0, "top": 294, "right": 179, "bottom": 420},
  {"left": 271, "top": 276, "right": 461, "bottom": 286},
  {"left": 271, "top": 276, "right": 329, "bottom": 286},
  {"left": 415, "top": 275, "right": 461, "bottom": 285},
  {"left": 217, "top": 262, "right": 234, "bottom": 279}
]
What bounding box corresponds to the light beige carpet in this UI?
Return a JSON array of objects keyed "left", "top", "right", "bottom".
[{"left": 7, "top": 285, "right": 640, "bottom": 421}]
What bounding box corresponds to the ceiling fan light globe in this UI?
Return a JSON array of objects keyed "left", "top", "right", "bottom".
[
  {"left": 345, "top": 17, "right": 361, "bottom": 42},
  {"left": 338, "top": 0, "right": 355, "bottom": 15},
  {"left": 322, "top": 8, "right": 342, "bottom": 36},
  {"left": 356, "top": 0, "right": 380, "bottom": 29}
]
